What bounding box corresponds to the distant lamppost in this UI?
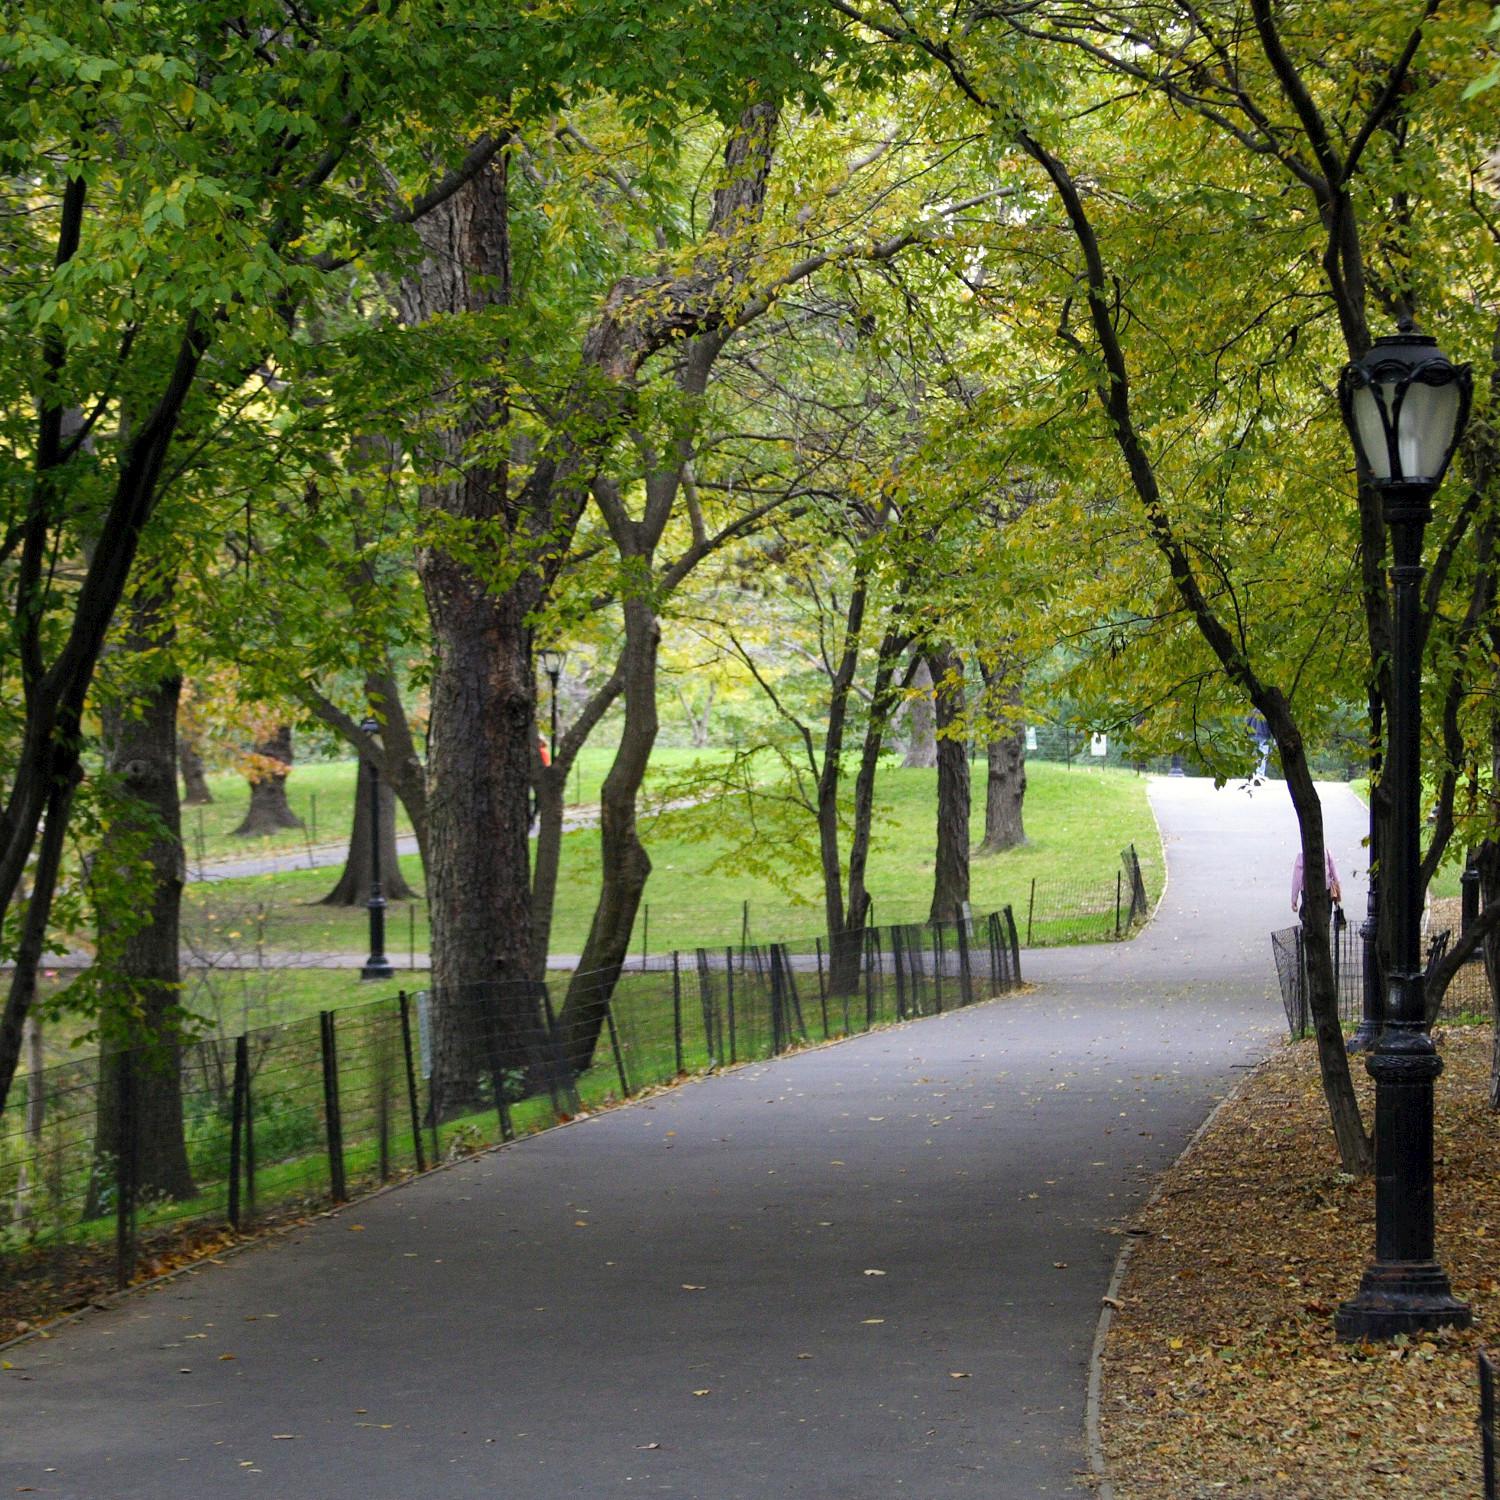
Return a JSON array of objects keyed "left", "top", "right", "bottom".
[
  {"left": 538, "top": 648, "right": 568, "bottom": 762},
  {"left": 1334, "top": 320, "right": 1472, "bottom": 1341},
  {"left": 359, "top": 715, "right": 393, "bottom": 981}
]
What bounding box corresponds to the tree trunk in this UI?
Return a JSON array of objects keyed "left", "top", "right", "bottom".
[
  {"left": 1266, "top": 691, "right": 1373, "bottom": 1173},
  {"left": 232, "top": 724, "right": 303, "bottom": 836},
  {"left": 829, "top": 626, "right": 908, "bottom": 995},
  {"left": 1476, "top": 839, "right": 1500, "bottom": 1110},
  {"left": 421, "top": 557, "right": 537, "bottom": 1115},
  {"left": 559, "top": 594, "right": 659, "bottom": 1072},
  {"left": 88, "top": 587, "right": 195, "bottom": 1212},
  {"left": 178, "top": 734, "right": 212, "bottom": 805},
  {"left": 530, "top": 768, "right": 567, "bottom": 980},
  {"left": 529, "top": 665, "right": 625, "bottom": 981},
  {"left": 816, "top": 571, "right": 868, "bottom": 958},
  {"left": 927, "top": 644, "right": 970, "bottom": 925},
  {"left": 902, "top": 656, "right": 937, "bottom": 767},
  {"left": 978, "top": 652, "right": 1026, "bottom": 853},
  {"left": 299, "top": 663, "right": 430, "bottom": 879},
  {"left": 397, "top": 155, "right": 546, "bottom": 1115},
  {"left": 318, "top": 755, "right": 419, "bottom": 904},
  {"left": 675, "top": 682, "right": 716, "bottom": 748}
]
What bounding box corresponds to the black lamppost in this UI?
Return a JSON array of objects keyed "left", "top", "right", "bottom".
[
  {"left": 1350, "top": 874, "right": 1383, "bottom": 1054},
  {"left": 538, "top": 648, "right": 567, "bottom": 761},
  {"left": 359, "top": 715, "right": 393, "bottom": 981},
  {"left": 1334, "top": 320, "right": 1472, "bottom": 1341}
]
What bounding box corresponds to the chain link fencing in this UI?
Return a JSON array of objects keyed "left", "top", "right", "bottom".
[
  {"left": 1270, "top": 913, "right": 1469, "bottom": 1038},
  {"left": 1017, "top": 844, "right": 1152, "bottom": 946}
]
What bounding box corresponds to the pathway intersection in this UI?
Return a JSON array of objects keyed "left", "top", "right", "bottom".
[{"left": 1, "top": 777, "right": 1370, "bottom": 1498}]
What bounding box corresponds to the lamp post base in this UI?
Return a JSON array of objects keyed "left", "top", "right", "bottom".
[
  {"left": 360, "top": 960, "right": 395, "bottom": 980},
  {"left": 1335, "top": 1261, "right": 1471, "bottom": 1341}
]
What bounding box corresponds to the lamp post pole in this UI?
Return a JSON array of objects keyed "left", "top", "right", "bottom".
[
  {"left": 1350, "top": 872, "right": 1382, "bottom": 1054},
  {"left": 1334, "top": 322, "right": 1472, "bottom": 1341},
  {"left": 360, "top": 716, "right": 393, "bottom": 981},
  {"left": 538, "top": 649, "right": 567, "bottom": 763}
]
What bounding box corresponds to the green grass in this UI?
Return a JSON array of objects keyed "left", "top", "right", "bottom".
[
  {"left": 185, "top": 746, "right": 729, "bottom": 866},
  {"left": 182, "top": 758, "right": 1161, "bottom": 960}
]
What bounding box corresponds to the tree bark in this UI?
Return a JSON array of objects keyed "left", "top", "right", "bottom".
[
  {"left": 232, "top": 725, "right": 303, "bottom": 836},
  {"left": 298, "top": 663, "right": 430, "bottom": 879},
  {"left": 978, "top": 652, "right": 1026, "bottom": 853},
  {"left": 529, "top": 664, "right": 625, "bottom": 981},
  {"left": 88, "top": 586, "right": 195, "bottom": 1211},
  {"left": 317, "top": 755, "right": 419, "bottom": 904},
  {"left": 423, "top": 567, "right": 536, "bottom": 1112},
  {"left": 902, "top": 656, "right": 937, "bottom": 767},
  {"left": 178, "top": 734, "right": 212, "bottom": 805},
  {"left": 828, "top": 625, "right": 908, "bottom": 995},
  {"left": 399, "top": 153, "right": 541, "bottom": 1115},
  {"left": 927, "top": 644, "right": 970, "bottom": 925},
  {"left": 559, "top": 593, "right": 660, "bottom": 1071}
]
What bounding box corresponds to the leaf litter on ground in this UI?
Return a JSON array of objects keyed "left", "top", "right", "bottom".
[{"left": 1100, "top": 1023, "right": 1498, "bottom": 1499}]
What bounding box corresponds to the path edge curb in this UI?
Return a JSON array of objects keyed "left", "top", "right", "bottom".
[{"left": 1084, "top": 1057, "right": 1265, "bottom": 1497}]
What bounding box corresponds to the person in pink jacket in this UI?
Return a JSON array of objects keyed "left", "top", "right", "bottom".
[{"left": 1291, "top": 848, "right": 1342, "bottom": 914}]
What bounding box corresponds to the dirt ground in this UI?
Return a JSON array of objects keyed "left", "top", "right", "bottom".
[{"left": 1098, "top": 998, "right": 1498, "bottom": 1498}]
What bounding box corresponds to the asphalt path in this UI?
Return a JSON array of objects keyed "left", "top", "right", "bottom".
[{"left": 1, "top": 776, "right": 1370, "bottom": 1499}]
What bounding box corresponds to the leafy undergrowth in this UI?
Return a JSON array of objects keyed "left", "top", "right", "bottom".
[{"left": 1100, "top": 1026, "right": 1499, "bottom": 1498}]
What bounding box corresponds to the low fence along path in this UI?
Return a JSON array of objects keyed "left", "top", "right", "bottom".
[{"left": 2, "top": 777, "right": 1369, "bottom": 1498}]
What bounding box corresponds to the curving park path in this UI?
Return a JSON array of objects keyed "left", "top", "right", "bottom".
[{"left": 2, "top": 777, "right": 1370, "bottom": 1499}]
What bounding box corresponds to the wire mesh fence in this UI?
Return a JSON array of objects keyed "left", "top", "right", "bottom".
[
  {"left": 1270, "top": 913, "right": 1468, "bottom": 1038},
  {"left": 1017, "top": 844, "right": 1152, "bottom": 946},
  {"left": 1, "top": 907, "right": 1021, "bottom": 1311}
]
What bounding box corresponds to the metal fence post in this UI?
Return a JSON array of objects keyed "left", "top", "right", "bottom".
[
  {"left": 319, "top": 1010, "right": 347, "bottom": 1202},
  {"left": 1115, "top": 871, "right": 1122, "bottom": 938},
  {"left": 672, "top": 951, "right": 684, "bottom": 1075},
  {"left": 931, "top": 923, "right": 945, "bottom": 1014},
  {"left": 115, "top": 1051, "right": 137, "bottom": 1290},
  {"left": 604, "top": 1002, "right": 630, "bottom": 1096},
  {"left": 815, "top": 941, "right": 830, "bottom": 1039},
  {"left": 891, "top": 925, "right": 908, "bottom": 1019},
  {"left": 769, "top": 946, "right": 785, "bottom": 1053},
  {"left": 954, "top": 909, "right": 974, "bottom": 1006},
  {"left": 1480, "top": 1349, "right": 1496, "bottom": 1500},
  {"left": 1006, "top": 906, "right": 1022, "bottom": 987},
  {"left": 779, "top": 945, "right": 806, "bottom": 1040},
  {"left": 725, "top": 946, "right": 737, "bottom": 1062},
  {"left": 244, "top": 1044, "right": 257, "bottom": 1221},
  {"left": 1027, "top": 877, "right": 1037, "bottom": 946},
  {"left": 229, "top": 1035, "right": 248, "bottom": 1230},
  {"left": 376, "top": 1016, "right": 392, "bottom": 1183},
  {"left": 398, "top": 991, "right": 427, "bottom": 1171}
]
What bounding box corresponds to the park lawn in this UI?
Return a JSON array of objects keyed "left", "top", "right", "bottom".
[
  {"left": 181, "top": 758, "right": 1162, "bottom": 963},
  {"left": 185, "top": 745, "right": 729, "bottom": 867}
]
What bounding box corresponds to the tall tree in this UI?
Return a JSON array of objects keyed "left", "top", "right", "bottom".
[
  {"left": 829, "top": 0, "right": 1500, "bottom": 1166},
  {"left": 0, "top": 0, "right": 543, "bottom": 1113},
  {"left": 926, "top": 643, "right": 970, "bottom": 924}
]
